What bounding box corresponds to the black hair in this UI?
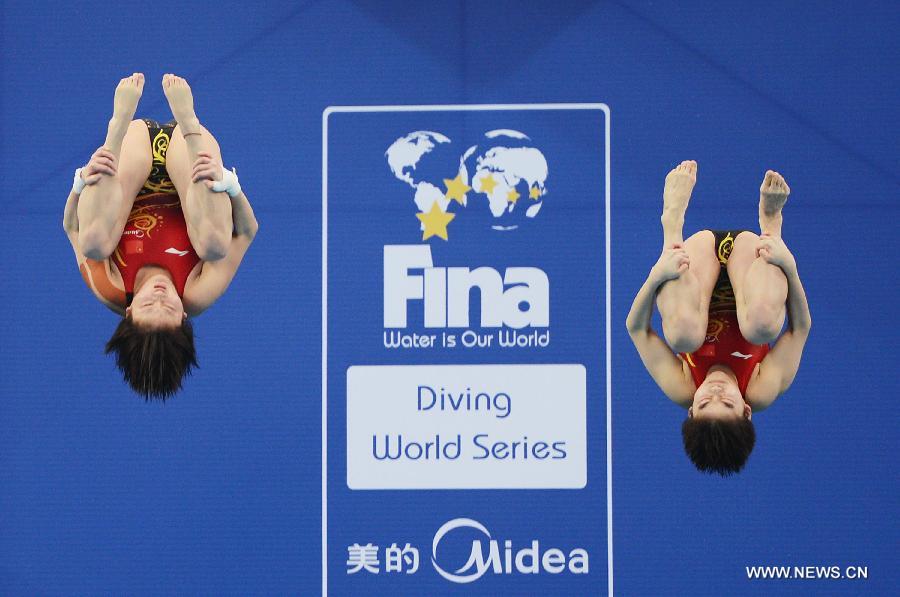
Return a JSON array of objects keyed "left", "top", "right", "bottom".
[
  {"left": 681, "top": 416, "right": 755, "bottom": 476},
  {"left": 105, "top": 316, "right": 197, "bottom": 400}
]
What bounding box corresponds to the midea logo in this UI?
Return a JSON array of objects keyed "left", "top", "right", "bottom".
[{"left": 431, "top": 518, "right": 589, "bottom": 583}]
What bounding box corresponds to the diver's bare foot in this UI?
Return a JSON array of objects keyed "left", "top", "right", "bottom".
[
  {"left": 112, "top": 73, "right": 144, "bottom": 122},
  {"left": 663, "top": 160, "right": 697, "bottom": 216},
  {"left": 661, "top": 160, "right": 697, "bottom": 246},
  {"left": 104, "top": 73, "right": 144, "bottom": 155},
  {"left": 759, "top": 170, "right": 790, "bottom": 237},
  {"left": 162, "top": 73, "right": 201, "bottom": 133}
]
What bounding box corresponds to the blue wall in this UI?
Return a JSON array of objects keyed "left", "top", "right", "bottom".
[{"left": 1, "top": 1, "right": 896, "bottom": 594}]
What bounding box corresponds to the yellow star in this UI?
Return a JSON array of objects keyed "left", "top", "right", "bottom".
[
  {"left": 443, "top": 174, "right": 471, "bottom": 205},
  {"left": 416, "top": 201, "right": 456, "bottom": 241},
  {"left": 529, "top": 185, "right": 542, "bottom": 200},
  {"left": 479, "top": 174, "right": 498, "bottom": 194},
  {"left": 507, "top": 189, "right": 520, "bottom": 203}
]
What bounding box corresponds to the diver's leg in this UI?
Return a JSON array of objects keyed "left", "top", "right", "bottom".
[
  {"left": 727, "top": 171, "right": 790, "bottom": 344},
  {"left": 162, "top": 74, "right": 232, "bottom": 262},
  {"left": 77, "top": 74, "right": 151, "bottom": 259},
  {"left": 655, "top": 161, "right": 719, "bottom": 353}
]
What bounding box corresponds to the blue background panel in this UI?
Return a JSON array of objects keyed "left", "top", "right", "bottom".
[{"left": 325, "top": 106, "right": 607, "bottom": 595}]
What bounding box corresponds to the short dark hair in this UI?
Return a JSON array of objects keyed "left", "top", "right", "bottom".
[
  {"left": 105, "top": 316, "right": 198, "bottom": 400},
  {"left": 681, "top": 417, "right": 755, "bottom": 476}
]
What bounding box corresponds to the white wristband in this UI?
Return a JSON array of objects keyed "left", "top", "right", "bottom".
[
  {"left": 72, "top": 168, "right": 86, "bottom": 195},
  {"left": 211, "top": 166, "right": 241, "bottom": 198}
]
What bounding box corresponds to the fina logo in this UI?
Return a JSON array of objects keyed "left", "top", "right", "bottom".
[
  {"left": 431, "top": 518, "right": 589, "bottom": 583},
  {"left": 383, "top": 127, "right": 552, "bottom": 329},
  {"left": 384, "top": 245, "right": 549, "bottom": 328}
]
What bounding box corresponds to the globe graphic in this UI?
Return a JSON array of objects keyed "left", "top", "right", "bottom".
[
  {"left": 467, "top": 129, "right": 548, "bottom": 231},
  {"left": 385, "top": 131, "right": 470, "bottom": 214},
  {"left": 385, "top": 129, "right": 549, "bottom": 236}
]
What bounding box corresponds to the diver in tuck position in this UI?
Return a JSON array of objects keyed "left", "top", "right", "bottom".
[
  {"left": 63, "top": 73, "right": 259, "bottom": 399},
  {"left": 626, "top": 161, "right": 811, "bottom": 475}
]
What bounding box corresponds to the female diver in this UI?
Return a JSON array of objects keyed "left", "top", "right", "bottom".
[{"left": 63, "top": 73, "right": 259, "bottom": 399}]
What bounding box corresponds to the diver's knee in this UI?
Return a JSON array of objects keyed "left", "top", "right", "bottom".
[
  {"left": 741, "top": 305, "right": 784, "bottom": 344},
  {"left": 78, "top": 225, "right": 117, "bottom": 260},
  {"left": 664, "top": 313, "right": 706, "bottom": 353},
  {"left": 194, "top": 230, "right": 230, "bottom": 262}
]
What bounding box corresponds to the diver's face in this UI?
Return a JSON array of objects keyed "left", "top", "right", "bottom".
[
  {"left": 690, "top": 372, "right": 751, "bottom": 421},
  {"left": 127, "top": 275, "right": 185, "bottom": 329}
]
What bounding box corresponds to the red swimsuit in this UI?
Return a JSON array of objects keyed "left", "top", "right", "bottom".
[
  {"left": 681, "top": 309, "right": 769, "bottom": 394},
  {"left": 679, "top": 230, "right": 770, "bottom": 395},
  {"left": 79, "top": 119, "right": 199, "bottom": 309},
  {"left": 113, "top": 193, "right": 200, "bottom": 298}
]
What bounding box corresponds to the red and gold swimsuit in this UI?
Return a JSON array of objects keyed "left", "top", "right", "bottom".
[
  {"left": 679, "top": 230, "right": 770, "bottom": 395},
  {"left": 79, "top": 119, "right": 199, "bottom": 309}
]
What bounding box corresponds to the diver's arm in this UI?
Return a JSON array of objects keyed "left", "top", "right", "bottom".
[
  {"left": 782, "top": 259, "right": 812, "bottom": 335},
  {"left": 746, "top": 256, "right": 811, "bottom": 410},
  {"left": 183, "top": 190, "right": 258, "bottom": 315},
  {"left": 63, "top": 190, "right": 80, "bottom": 242},
  {"left": 63, "top": 152, "right": 115, "bottom": 262},
  {"left": 228, "top": 189, "right": 259, "bottom": 239},
  {"left": 626, "top": 262, "right": 697, "bottom": 406},
  {"left": 64, "top": 189, "right": 126, "bottom": 315}
]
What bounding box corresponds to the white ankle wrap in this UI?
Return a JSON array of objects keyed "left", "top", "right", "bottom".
[
  {"left": 72, "top": 168, "right": 86, "bottom": 195},
  {"left": 211, "top": 166, "right": 241, "bottom": 198}
]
